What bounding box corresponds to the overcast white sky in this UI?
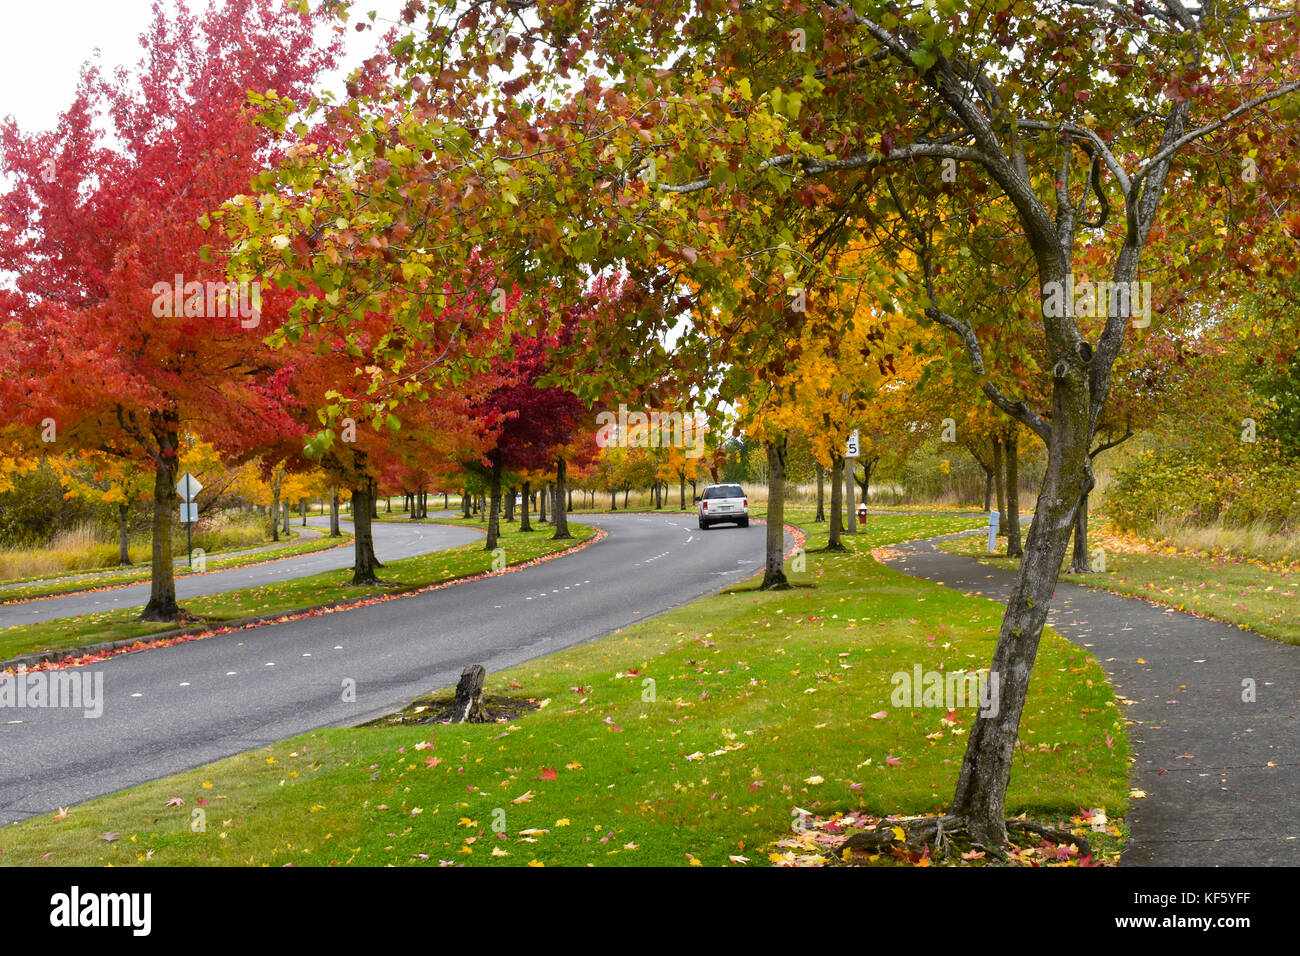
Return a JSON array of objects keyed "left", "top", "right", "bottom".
[{"left": 0, "top": 0, "right": 409, "bottom": 133}]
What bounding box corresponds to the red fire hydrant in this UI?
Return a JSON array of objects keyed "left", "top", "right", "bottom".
[{"left": 856, "top": 505, "right": 868, "bottom": 523}]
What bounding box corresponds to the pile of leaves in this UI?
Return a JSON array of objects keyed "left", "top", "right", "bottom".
[{"left": 766, "top": 809, "right": 1122, "bottom": 867}]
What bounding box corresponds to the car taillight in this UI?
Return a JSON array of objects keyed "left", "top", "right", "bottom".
[
  {"left": 702, "top": 501, "right": 707, "bottom": 509},
  {"left": 743, "top": 498, "right": 748, "bottom": 508}
]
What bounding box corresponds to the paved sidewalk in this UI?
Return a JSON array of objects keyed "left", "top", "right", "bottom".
[{"left": 881, "top": 531, "right": 1298, "bottom": 866}]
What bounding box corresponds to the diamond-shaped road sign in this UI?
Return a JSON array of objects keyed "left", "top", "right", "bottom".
[{"left": 176, "top": 472, "right": 203, "bottom": 502}]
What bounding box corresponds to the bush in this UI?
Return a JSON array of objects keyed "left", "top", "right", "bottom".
[{"left": 1105, "top": 440, "right": 1300, "bottom": 533}]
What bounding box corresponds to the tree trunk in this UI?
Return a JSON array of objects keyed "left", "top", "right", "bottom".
[
  {"left": 983, "top": 466, "right": 993, "bottom": 512},
  {"left": 117, "top": 503, "right": 131, "bottom": 565},
  {"left": 552, "top": 459, "right": 571, "bottom": 539},
  {"left": 485, "top": 459, "right": 503, "bottom": 550},
  {"left": 815, "top": 464, "right": 825, "bottom": 522},
  {"left": 951, "top": 366, "right": 1095, "bottom": 848},
  {"left": 519, "top": 480, "right": 532, "bottom": 532},
  {"left": 856, "top": 459, "right": 874, "bottom": 511},
  {"left": 371, "top": 495, "right": 379, "bottom": 520},
  {"left": 827, "top": 455, "right": 846, "bottom": 551},
  {"left": 992, "top": 437, "right": 1006, "bottom": 536},
  {"left": 1068, "top": 491, "right": 1093, "bottom": 573},
  {"left": 282, "top": 501, "right": 291, "bottom": 538},
  {"left": 844, "top": 458, "right": 857, "bottom": 534},
  {"left": 448, "top": 664, "right": 489, "bottom": 723},
  {"left": 349, "top": 483, "right": 382, "bottom": 585},
  {"left": 505, "top": 485, "right": 516, "bottom": 522},
  {"left": 622, "top": 487, "right": 629, "bottom": 509},
  {"left": 609, "top": 489, "right": 617, "bottom": 510},
  {"left": 270, "top": 486, "right": 281, "bottom": 542},
  {"left": 301, "top": 500, "right": 307, "bottom": 526},
  {"left": 329, "top": 486, "right": 341, "bottom": 537},
  {"left": 760, "top": 438, "right": 790, "bottom": 589},
  {"left": 140, "top": 445, "right": 181, "bottom": 622},
  {"left": 443, "top": 491, "right": 448, "bottom": 510},
  {"left": 462, "top": 487, "right": 471, "bottom": 519},
  {"left": 679, "top": 473, "right": 687, "bottom": 510},
  {"left": 1005, "top": 429, "right": 1023, "bottom": 559}
]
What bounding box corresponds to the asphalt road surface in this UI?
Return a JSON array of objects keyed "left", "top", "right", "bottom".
[
  {"left": 0, "top": 513, "right": 789, "bottom": 825},
  {"left": 0, "top": 516, "right": 482, "bottom": 628}
]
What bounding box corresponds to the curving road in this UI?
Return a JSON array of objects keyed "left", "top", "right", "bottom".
[
  {"left": 0, "top": 513, "right": 790, "bottom": 825},
  {"left": 0, "top": 516, "right": 482, "bottom": 628}
]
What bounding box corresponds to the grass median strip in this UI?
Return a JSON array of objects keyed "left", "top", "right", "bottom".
[
  {"left": 0, "top": 512, "right": 1129, "bottom": 867},
  {"left": 0, "top": 523, "right": 594, "bottom": 664},
  {"left": 939, "top": 530, "right": 1300, "bottom": 646}
]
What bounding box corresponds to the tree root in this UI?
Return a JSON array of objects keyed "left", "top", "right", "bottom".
[
  {"left": 837, "top": 814, "right": 1091, "bottom": 863},
  {"left": 1005, "top": 819, "right": 1092, "bottom": 855}
]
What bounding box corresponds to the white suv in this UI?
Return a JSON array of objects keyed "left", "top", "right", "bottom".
[{"left": 698, "top": 483, "right": 749, "bottom": 529}]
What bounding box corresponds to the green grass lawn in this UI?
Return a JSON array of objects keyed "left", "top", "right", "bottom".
[
  {"left": 939, "top": 532, "right": 1300, "bottom": 646},
  {"left": 0, "top": 530, "right": 349, "bottom": 603},
  {"left": 0, "top": 523, "right": 593, "bottom": 662},
  {"left": 0, "top": 512, "right": 1129, "bottom": 866}
]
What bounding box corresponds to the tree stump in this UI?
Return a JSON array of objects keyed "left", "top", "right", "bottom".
[{"left": 449, "top": 664, "right": 489, "bottom": 723}]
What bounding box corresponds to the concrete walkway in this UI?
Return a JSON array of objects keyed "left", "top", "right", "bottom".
[{"left": 881, "top": 531, "right": 1298, "bottom": 866}]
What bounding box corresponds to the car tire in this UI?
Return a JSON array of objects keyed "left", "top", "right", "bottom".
[
  {"left": 698, "top": 518, "right": 708, "bottom": 529},
  {"left": 739, "top": 517, "right": 749, "bottom": 528}
]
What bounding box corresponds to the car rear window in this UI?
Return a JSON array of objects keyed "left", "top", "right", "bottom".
[{"left": 704, "top": 485, "right": 745, "bottom": 499}]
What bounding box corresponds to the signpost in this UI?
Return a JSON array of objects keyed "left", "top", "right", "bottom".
[
  {"left": 844, "top": 431, "right": 859, "bottom": 533},
  {"left": 176, "top": 473, "right": 203, "bottom": 568}
]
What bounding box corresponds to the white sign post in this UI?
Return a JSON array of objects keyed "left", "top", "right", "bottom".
[
  {"left": 843, "top": 431, "right": 859, "bottom": 533},
  {"left": 176, "top": 473, "right": 203, "bottom": 568}
]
